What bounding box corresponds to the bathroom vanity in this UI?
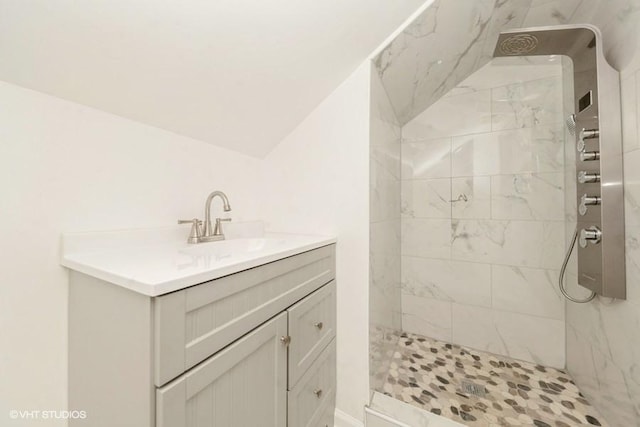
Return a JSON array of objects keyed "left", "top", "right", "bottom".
[{"left": 62, "top": 227, "right": 336, "bottom": 427}]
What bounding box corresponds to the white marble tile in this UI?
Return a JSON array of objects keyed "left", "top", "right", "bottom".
[
  {"left": 451, "top": 304, "right": 505, "bottom": 356},
  {"left": 494, "top": 310, "right": 565, "bottom": 368},
  {"left": 371, "top": 141, "right": 401, "bottom": 180},
  {"left": 370, "top": 392, "right": 466, "bottom": 427},
  {"left": 371, "top": 219, "right": 401, "bottom": 256},
  {"left": 451, "top": 125, "right": 564, "bottom": 177},
  {"left": 369, "top": 326, "right": 401, "bottom": 394},
  {"left": 375, "top": 0, "right": 500, "bottom": 124},
  {"left": 475, "top": 0, "right": 549, "bottom": 74},
  {"left": 624, "top": 149, "right": 640, "bottom": 230},
  {"left": 452, "top": 303, "right": 565, "bottom": 368},
  {"left": 581, "top": 0, "right": 640, "bottom": 74},
  {"left": 565, "top": 220, "right": 640, "bottom": 424},
  {"left": 447, "top": 56, "right": 562, "bottom": 97},
  {"left": 403, "top": 90, "right": 491, "bottom": 140},
  {"left": 370, "top": 70, "right": 402, "bottom": 334},
  {"left": 401, "top": 178, "right": 450, "bottom": 219},
  {"left": 371, "top": 66, "right": 400, "bottom": 129},
  {"left": 522, "top": 0, "right": 582, "bottom": 27},
  {"left": 566, "top": 324, "right": 639, "bottom": 427},
  {"left": 565, "top": 0, "right": 599, "bottom": 24},
  {"left": 566, "top": 324, "right": 600, "bottom": 399},
  {"left": 370, "top": 218, "right": 401, "bottom": 332},
  {"left": 401, "top": 218, "right": 451, "bottom": 259},
  {"left": 370, "top": 251, "right": 401, "bottom": 328},
  {"left": 401, "top": 256, "right": 491, "bottom": 307},
  {"left": 491, "top": 265, "right": 564, "bottom": 320},
  {"left": 626, "top": 225, "right": 640, "bottom": 303},
  {"left": 491, "top": 173, "right": 564, "bottom": 221},
  {"left": 451, "top": 176, "right": 491, "bottom": 219},
  {"left": 401, "top": 138, "right": 451, "bottom": 180},
  {"left": 401, "top": 293, "right": 452, "bottom": 343},
  {"left": 491, "top": 76, "right": 563, "bottom": 131},
  {"left": 371, "top": 70, "right": 402, "bottom": 177},
  {"left": 451, "top": 219, "right": 564, "bottom": 269},
  {"left": 371, "top": 159, "right": 401, "bottom": 223}
]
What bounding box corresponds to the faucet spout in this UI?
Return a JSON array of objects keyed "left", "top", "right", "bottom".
[{"left": 203, "top": 191, "right": 232, "bottom": 238}]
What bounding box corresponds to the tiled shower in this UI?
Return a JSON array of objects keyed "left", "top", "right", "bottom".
[
  {"left": 369, "top": 54, "right": 603, "bottom": 425},
  {"left": 400, "top": 57, "right": 566, "bottom": 369},
  {"left": 368, "top": 1, "right": 640, "bottom": 425}
]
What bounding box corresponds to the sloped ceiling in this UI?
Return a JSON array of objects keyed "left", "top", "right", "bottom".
[
  {"left": 375, "top": 0, "right": 639, "bottom": 126},
  {"left": 0, "top": 0, "right": 424, "bottom": 157}
]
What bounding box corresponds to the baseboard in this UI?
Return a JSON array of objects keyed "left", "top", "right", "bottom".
[{"left": 334, "top": 408, "right": 365, "bottom": 427}]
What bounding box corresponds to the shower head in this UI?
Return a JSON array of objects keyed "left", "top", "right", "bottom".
[
  {"left": 566, "top": 114, "right": 577, "bottom": 136},
  {"left": 498, "top": 34, "right": 539, "bottom": 55}
]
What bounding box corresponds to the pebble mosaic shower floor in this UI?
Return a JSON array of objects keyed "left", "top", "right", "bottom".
[{"left": 379, "top": 331, "right": 608, "bottom": 427}]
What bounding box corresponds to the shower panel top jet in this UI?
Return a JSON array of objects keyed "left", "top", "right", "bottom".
[{"left": 493, "top": 25, "right": 626, "bottom": 299}]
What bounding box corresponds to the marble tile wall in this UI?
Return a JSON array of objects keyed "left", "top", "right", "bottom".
[
  {"left": 373, "top": 0, "right": 640, "bottom": 422},
  {"left": 399, "top": 57, "right": 568, "bottom": 369},
  {"left": 369, "top": 65, "right": 402, "bottom": 393},
  {"left": 374, "top": 0, "right": 533, "bottom": 125},
  {"left": 374, "top": 0, "right": 640, "bottom": 127},
  {"left": 559, "top": 2, "right": 640, "bottom": 423},
  {"left": 521, "top": 0, "right": 640, "bottom": 77}
]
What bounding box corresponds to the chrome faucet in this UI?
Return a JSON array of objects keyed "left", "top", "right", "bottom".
[
  {"left": 201, "top": 191, "right": 232, "bottom": 242},
  {"left": 178, "top": 191, "right": 232, "bottom": 244}
]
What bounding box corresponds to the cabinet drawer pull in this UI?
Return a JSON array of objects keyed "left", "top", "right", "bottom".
[
  {"left": 280, "top": 335, "right": 291, "bottom": 347},
  {"left": 314, "top": 322, "right": 323, "bottom": 330},
  {"left": 313, "top": 388, "right": 323, "bottom": 398}
]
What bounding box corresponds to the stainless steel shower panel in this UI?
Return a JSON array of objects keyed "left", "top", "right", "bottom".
[{"left": 493, "top": 25, "right": 626, "bottom": 299}]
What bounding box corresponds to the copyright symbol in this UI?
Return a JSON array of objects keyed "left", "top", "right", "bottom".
[{"left": 9, "top": 410, "right": 18, "bottom": 419}]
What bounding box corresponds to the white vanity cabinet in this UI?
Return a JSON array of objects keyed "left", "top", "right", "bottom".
[{"left": 68, "top": 244, "right": 336, "bottom": 427}]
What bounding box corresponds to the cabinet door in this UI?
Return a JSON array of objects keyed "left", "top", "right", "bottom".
[
  {"left": 157, "top": 312, "right": 288, "bottom": 427},
  {"left": 154, "top": 245, "right": 335, "bottom": 387}
]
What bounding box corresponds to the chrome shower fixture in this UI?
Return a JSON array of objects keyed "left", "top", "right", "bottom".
[
  {"left": 494, "top": 25, "right": 626, "bottom": 300},
  {"left": 566, "top": 113, "right": 577, "bottom": 136}
]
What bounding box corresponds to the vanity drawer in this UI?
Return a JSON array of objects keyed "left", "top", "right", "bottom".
[
  {"left": 287, "top": 280, "right": 336, "bottom": 388},
  {"left": 287, "top": 339, "right": 336, "bottom": 427},
  {"left": 154, "top": 244, "right": 335, "bottom": 386}
]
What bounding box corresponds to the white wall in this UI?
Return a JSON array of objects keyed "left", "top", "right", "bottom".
[
  {"left": 260, "top": 63, "right": 371, "bottom": 423},
  {"left": 0, "top": 81, "right": 264, "bottom": 426}
]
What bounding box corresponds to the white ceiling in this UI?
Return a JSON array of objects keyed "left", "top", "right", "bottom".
[{"left": 0, "top": 0, "right": 425, "bottom": 157}]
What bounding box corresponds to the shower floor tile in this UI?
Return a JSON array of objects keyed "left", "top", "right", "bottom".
[{"left": 380, "top": 332, "right": 608, "bottom": 427}]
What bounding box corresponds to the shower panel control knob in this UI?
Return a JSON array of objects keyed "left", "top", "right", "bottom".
[
  {"left": 579, "top": 194, "right": 601, "bottom": 216},
  {"left": 579, "top": 128, "right": 599, "bottom": 140},
  {"left": 578, "top": 171, "right": 601, "bottom": 184},
  {"left": 580, "top": 151, "right": 600, "bottom": 161},
  {"left": 579, "top": 226, "right": 602, "bottom": 248},
  {"left": 577, "top": 128, "right": 599, "bottom": 152}
]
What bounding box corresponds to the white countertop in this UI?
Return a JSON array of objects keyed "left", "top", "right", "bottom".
[{"left": 61, "top": 222, "right": 336, "bottom": 296}]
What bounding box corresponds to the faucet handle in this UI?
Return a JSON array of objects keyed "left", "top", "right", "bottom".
[
  {"left": 178, "top": 218, "right": 203, "bottom": 244},
  {"left": 214, "top": 217, "right": 232, "bottom": 236}
]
